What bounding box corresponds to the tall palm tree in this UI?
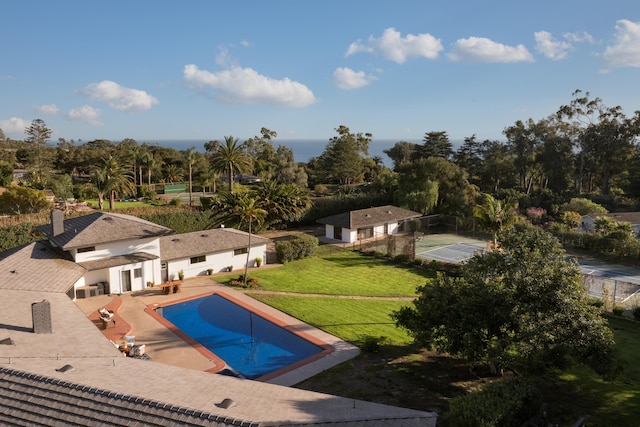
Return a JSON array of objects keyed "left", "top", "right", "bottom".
[
  {"left": 139, "top": 150, "right": 156, "bottom": 189},
  {"left": 99, "top": 155, "right": 136, "bottom": 211},
  {"left": 210, "top": 136, "right": 251, "bottom": 193},
  {"left": 474, "top": 193, "right": 519, "bottom": 249},
  {"left": 185, "top": 147, "right": 196, "bottom": 206},
  {"left": 210, "top": 191, "right": 267, "bottom": 286}
]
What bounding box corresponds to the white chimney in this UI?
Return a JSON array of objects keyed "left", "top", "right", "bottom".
[{"left": 51, "top": 209, "right": 64, "bottom": 237}]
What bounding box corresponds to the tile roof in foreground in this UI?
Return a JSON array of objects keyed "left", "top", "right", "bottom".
[
  {"left": 317, "top": 205, "right": 422, "bottom": 230},
  {"left": 0, "top": 211, "right": 437, "bottom": 426}
]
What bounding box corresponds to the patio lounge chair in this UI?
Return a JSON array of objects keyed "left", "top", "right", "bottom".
[{"left": 98, "top": 308, "right": 115, "bottom": 329}]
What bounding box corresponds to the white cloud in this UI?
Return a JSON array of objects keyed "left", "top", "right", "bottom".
[
  {"left": 0, "top": 117, "right": 31, "bottom": 137},
  {"left": 79, "top": 80, "right": 159, "bottom": 112},
  {"left": 333, "top": 67, "right": 377, "bottom": 89},
  {"left": 563, "top": 31, "right": 594, "bottom": 44},
  {"left": 67, "top": 105, "right": 102, "bottom": 125},
  {"left": 35, "top": 104, "right": 59, "bottom": 115},
  {"left": 447, "top": 37, "right": 534, "bottom": 63},
  {"left": 602, "top": 19, "right": 640, "bottom": 71},
  {"left": 534, "top": 31, "right": 572, "bottom": 60},
  {"left": 346, "top": 27, "right": 443, "bottom": 63},
  {"left": 183, "top": 64, "right": 317, "bottom": 107}
]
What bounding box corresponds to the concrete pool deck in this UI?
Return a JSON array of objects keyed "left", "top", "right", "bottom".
[{"left": 75, "top": 275, "right": 361, "bottom": 386}]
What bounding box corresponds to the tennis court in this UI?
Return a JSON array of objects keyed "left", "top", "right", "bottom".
[{"left": 416, "top": 234, "right": 488, "bottom": 264}]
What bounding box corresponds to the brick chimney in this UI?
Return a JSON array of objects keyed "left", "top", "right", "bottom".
[{"left": 51, "top": 209, "right": 64, "bottom": 237}]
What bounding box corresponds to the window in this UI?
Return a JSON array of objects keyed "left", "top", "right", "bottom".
[
  {"left": 134, "top": 268, "right": 143, "bottom": 279},
  {"left": 77, "top": 246, "right": 96, "bottom": 253},
  {"left": 190, "top": 255, "right": 206, "bottom": 264},
  {"left": 234, "top": 248, "right": 248, "bottom": 256}
]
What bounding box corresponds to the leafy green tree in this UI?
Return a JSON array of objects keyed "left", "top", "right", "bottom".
[
  {"left": 453, "top": 135, "right": 483, "bottom": 187},
  {"left": 560, "top": 197, "right": 607, "bottom": 215},
  {"left": 210, "top": 136, "right": 252, "bottom": 193},
  {"left": 383, "top": 141, "right": 419, "bottom": 170},
  {"left": 393, "top": 224, "right": 616, "bottom": 376},
  {"left": 395, "top": 157, "right": 476, "bottom": 217},
  {"left": 0, "top": 160, "right": 13, "bottom": 187},
  {"left": 0, "top": 186, "right": 50, "bottom": 214},
  {"left": 315, "top": 125, "right": 372, "bottom": 184}
]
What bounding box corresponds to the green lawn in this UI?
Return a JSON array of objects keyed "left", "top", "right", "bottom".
[
  {"left": 248, "top": 294, "right": 413, "bottom": 346},
  {"left": 85, "top": 199, "right": 149, "bottom": 210},
  {"left": 550, "top": 316, "right": 640, "bottom": 425},
  {"left": 223, "top": 250, "right": 432, "bottom": 297}
]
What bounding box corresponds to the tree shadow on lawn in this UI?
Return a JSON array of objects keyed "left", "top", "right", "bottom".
[{"left": 294, "top": 342, "right": 499, "bottom": 417}]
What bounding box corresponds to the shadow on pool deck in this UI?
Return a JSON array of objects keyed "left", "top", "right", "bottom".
[{"left": 75, "top": 275, "right": 361, "bottom": 386}]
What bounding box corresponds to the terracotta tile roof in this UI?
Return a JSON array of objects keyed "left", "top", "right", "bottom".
[
  {"left": 38, "top": 212, "right": 174, "bottom": 250},
  {"left": 317, "top": 205, "right": 422, "bottom": 229},
  {"left": 0, "top": 241, "right": 85, "bottom": 293},
  {"left": 160, "top": 228, "right": 271, "bottom": 261}
]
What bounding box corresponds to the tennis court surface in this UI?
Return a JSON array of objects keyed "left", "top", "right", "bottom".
[{"left": 416, "top": 234, "right": 488, "bottom": 264}]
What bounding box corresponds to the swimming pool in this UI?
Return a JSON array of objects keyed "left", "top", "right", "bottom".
[{"left": 156, "top": 293, "right": 325, "bottom": 380}]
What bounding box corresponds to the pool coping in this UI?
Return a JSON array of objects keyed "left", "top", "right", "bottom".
[{"left": 145, "top": 290, "right": 335, "bottom": 382}]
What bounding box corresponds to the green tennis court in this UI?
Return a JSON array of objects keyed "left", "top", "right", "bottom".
[{"left": 416, "top": 233, "right": 488, "bottom": 264}]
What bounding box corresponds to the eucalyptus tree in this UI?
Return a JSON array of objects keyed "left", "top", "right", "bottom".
[
  {"left": 210, "top": 136, "right": 252, "bottom": 193},
  {"left": 453, "top": 135, "right": 483, "bottom": 187},
  {"left": 24, "top": 118, "right": 53, "bottom": 184}
]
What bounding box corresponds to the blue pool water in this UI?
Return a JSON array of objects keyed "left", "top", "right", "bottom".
[{"left": 158, "top": 294, "right": 323, "bottom": 379}]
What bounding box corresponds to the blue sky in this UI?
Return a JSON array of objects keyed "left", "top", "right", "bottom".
[{"left": 2, "top": 0, "right": 640, "bottom": 145}]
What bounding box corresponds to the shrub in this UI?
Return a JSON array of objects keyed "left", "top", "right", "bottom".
[
  {"left": 612, "top": 305, "right": 625, "bottom": 316},
  {"left": 228, "top": 274, "right": 259, "bottom": 288},
  {"left": 446, "top": 376, "right": 540, "bottom": 427},
  {"left": 360, "top": 335, "right": 388, "bottom": 353},
  {"left": 633, "top": 306, "right": 640, "bottom": 321},
  {"left": 276, "top": 234, "right": 319, "bottom": 263}
]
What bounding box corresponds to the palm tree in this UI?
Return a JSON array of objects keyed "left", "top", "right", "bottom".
[
  {"left": 163, "top": 164, "right": 183, "bottom": 184},
  {"left": 254, "top": 181, "right": 310, "bottom": 229},
  {"left": 99, "top": 155, "right": 136, "bottom": 211},
  {"left": 210, "top": 136, "right": 251, "bottom": 193},
  {"left": 210, "top": 191, "right": 267, "bottom": 286},
  {"left": 474, "top": 193, "right": 519, "bottom": 249},
  {"left": 185, "top": 147, "right": 196, "bottom": 206},
  {"left": 139, "top": 150, "right": 156, "bottom": 189}
]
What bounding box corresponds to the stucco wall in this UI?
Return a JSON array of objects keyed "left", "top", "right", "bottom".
[{"left": 166, "top": 244, "right": 268, "bottom": 280}]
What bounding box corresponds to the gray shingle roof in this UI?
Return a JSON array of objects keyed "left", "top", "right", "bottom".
[
  {"left": 77, "top": 252, "right": 158, "bottom": 271},
  {"left": 160, "top": 228, "right": 270, "bottom": 261},
  {"left": 38, "top": 212, "right": 174, "bottom": 250},
  {"left": 0, "top": 241, "right": 85, "bottom": 293},
  {"left": 317, "top": 205, "right": 422, "bottom": 229}
]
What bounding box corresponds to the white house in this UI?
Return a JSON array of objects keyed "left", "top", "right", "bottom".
[
  {"left": 159, "top": 228, "right": 269, "bottom": 281},
  {"left": 35, "top": 210, "right": 269, "bottom": 298},
  {"left": 580, "top": 212, "right": 640, "bottom": 235},
  {"left": 317, "top": 205, "right": 422, "bottom": 244}
]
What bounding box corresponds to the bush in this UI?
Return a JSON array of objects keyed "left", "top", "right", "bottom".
[
  {"left": 228, "top": 274, "right": 259, "bottom": 288},
  {"left": 612, "top": 305, "right": 625, "bottom": 316},
  {"left": 446, "top": 376, "right": 540, "bottom": 427},
  {"left": 360, "top": 335, "right": 388, "bottom": 353},
  {"left": 633, "top": 306, "right": 640, "bottom": 321},
  {"left": 275, "top": 233, "right": 319, "bottom": 263}
]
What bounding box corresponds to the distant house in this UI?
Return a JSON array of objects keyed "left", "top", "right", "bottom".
[
  {"left": 317, "top": 205, "right": 422, "bottom": 243},
  {"left": 581, "top": 212, "right": 640, "bottom": 235},
  {"left": 32, "top": 210, "right": 269, "bottom": 297}
]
